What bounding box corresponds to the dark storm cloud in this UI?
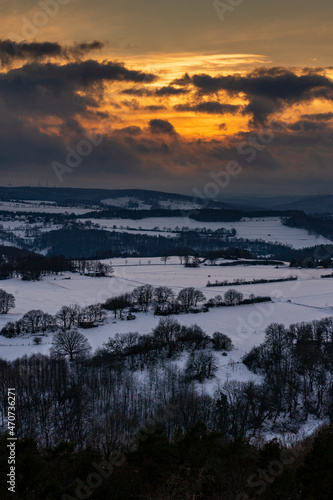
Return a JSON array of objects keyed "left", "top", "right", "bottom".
[
  {"left": 171, "top": 73, "right": 191, "bottom": 86},
  {"left": 122, "top": 87, "right": 152, "bottom": 96},
  {"left": 287, "top": 120, "right": 329, "bottom": 132},
  {"left": 1, "top": 51, "right": 333, "bottom": 193},
  {"left": 144, "top": 105, "right": 167, "bottom": 111},
  {"left": 301, "top": 112, "right": 333, "bottom": 121},
  {"left": 174, "top": 101, "right": 240, "bottom": 114},
  {"left": 0, "top": 56, "right": 159, "bottom": 185},
  {"left": 119, "top": 99, "right": 168, "bottom": 112},
  {"left": 122, "top": 86, "right": 188, "bottom": 98},
  {"left": 119, "top": 100, "right": 167, "bottom": 112},
  {"left": 72, "top": 42, "right": 104, "bottom": 57},
  {"left": 2, "top": 106, "right": 333, "bottom": 194},
  {"left": 148, "top": 119, "right": 177, "bottom": 135},
  {"left": 175, "top": 68, "right": 333, "bottom": 124},
  {"left": 0, "top": 39, "right": 104, "bottom": 67},
  {"left": 155, "top": 86, "right": 188, "bottom": 96},
  {"left": 114, "top": 125, "right": 143, "bottom": 135},
  {"left": 190, "top": 68, "right": 333, "bottom": 98},
  {"left": 135, "top": 138, "right": 171, "bottom": 155},
  {"left": 0, "top": 60, "right": 156, "bottom": 116}
]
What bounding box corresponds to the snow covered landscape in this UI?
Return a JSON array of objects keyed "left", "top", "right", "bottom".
[
  {"left": 2, "top": 2, "right": 333, "bottom": 494},
  {"left": 78, "top": 216, "right": 333, "bottom": 249},
  {"left": 1, "top": 257, "right": 332, "bottom": 371},
  {"left": 0, "top": 190, "right": 333, "bottom": 496}
]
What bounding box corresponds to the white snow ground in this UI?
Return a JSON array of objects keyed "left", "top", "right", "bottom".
[
  {"left": 0, "top": 259, "right": 332, "bottom": 361},
  {"left": 0, "top": 258, "right": 331, "bottom": 439}
]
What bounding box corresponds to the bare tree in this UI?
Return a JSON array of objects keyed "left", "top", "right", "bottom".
[
  {"left": 193, "top": 289, "right": 206, "bottom": 306},
  {"left": 224, "top": 289, "right": 243, "bottom": 306},
  {"left": 177, "top": 288, "right": 206, "bottom": 313},
  {"left": 56, "top": 306, "right": 72, "bottom": 330},
  {"left": 104, "top": 293, "right": 132, "bottom": 319},
  {"left": 40, "top": 313, "right": 56, "bottom": 335},
  {"left": 185, "top": 351, "right": 217, "bottom": 382},
  {"left": 184, "top": 255, "right": 190, "bottom": 266},
  {"left": 212, "top": 332, "right": 233, "bottom": 351},
  {"left": 50, "top": 330, "right": 91, "bottom": 361},
  {"left": 132, "top": 285, "right": 154, "bottom": 312},
  {"left": 153, "top": 286, "right": 174, "bottom": 305},
  {"left": 81, "top": 304, "right": 105, "bottom": 323},
  {"left": 56, "top": 305, "right": 81, "bottom": 330},
  {"left": 22, "top": 310, "right": 44, "bottom": 333},
  {"left": 0, "top": 289, "right": 15, "bottom": 314},
  {"left": 68, "top": 304, "right": 82, "bottom": 328},
  {"left": 152, "top": 317, "right": 181, "bottom": 356},
  {"left": 214, "top": 295, "right": 223, "bottom": 306}
]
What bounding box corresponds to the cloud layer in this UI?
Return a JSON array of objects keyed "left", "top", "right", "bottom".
[
  {"left": 1, "top": 41, "right": 333, "bottom": 194},
  {"left": 0, "top": 39, "right": 104, "bottom": 67}
]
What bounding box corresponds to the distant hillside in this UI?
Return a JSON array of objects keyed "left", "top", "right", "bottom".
[
  {"left": 218, "top": 194, "right": 333, "bottom": 214},
  {"left": 0, "top": 187, "right": 233, "bottom": 210},
  {"left": 276, "top": 195, "right": 333, "bottom": 214}
]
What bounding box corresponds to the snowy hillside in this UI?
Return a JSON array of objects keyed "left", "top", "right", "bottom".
[
  {"left": 79, "top": 216, "right": 333, "bottom": 249},
  {"left": 101, "top": 196, "right": 206, "bottom": 211}
]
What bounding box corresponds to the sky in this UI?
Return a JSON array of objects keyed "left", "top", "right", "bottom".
[{"left": 0, "top": 0, "right": 333, "bottom": 196}]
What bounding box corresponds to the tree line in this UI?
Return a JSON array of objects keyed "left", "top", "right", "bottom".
[
  {"left": 207, "top": 276, "right": 297, "bottom": 287},
  {"left": 104, "top": 285, "right": 271, "bottom": 318},
  {"left": 1, "top": 303, "right": 106, "bottom": 338},
  {"left": 0, "top": 283, "right": 270, "bottom": 340}
]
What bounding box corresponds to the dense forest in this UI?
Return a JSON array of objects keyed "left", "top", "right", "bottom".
[
  {"left": 0, "top": 423, "right": 332, "bottom": 499},
  {"left": 36, "top": 224, "right": 294, "bottom": 259},
  {"left": 0, "top": 246, "right": 70, "bottom": 280},
  {"left": 283, "top": 213, "right": 333, "bottom": 241},
  {"left": 80, "top": 207, "right": 244, "bottom": 221},
  {"left": 1, "top": 316, "right": 332, "bottom": 498}
]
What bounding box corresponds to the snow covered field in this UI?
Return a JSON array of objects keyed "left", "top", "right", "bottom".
[
  {"left": 1, "top": 259, "right": 332, "bottom": 364},
  {"left": 0, "top": 257, "right": 331, "bottom": 444},
  {"left": 79, "top": 217, "right": 333, "bottom": 249},
  {"left": 1, "top": 257, "right": 331, "bottom": 442}
]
